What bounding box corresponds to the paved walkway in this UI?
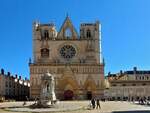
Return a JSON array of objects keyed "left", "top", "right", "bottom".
[{"left": 0, "top": 101, "right": 150, "bottom": 113}]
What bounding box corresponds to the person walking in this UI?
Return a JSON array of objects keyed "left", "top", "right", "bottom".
[
  {"left": 96, "top": 99, "right": 101, "bottom": 109},
  {"left": 91, "top": 98, "right": 96, "bottom": 109}
]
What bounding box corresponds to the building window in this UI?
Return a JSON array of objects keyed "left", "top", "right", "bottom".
[
  {"left": 132, "top": 84, "right": 136, "bottom": 86},
  {"left": 86, "top": 29, "right": 91, "bottom": 38},
  {"left": 9, "top": 82, "right": 11, "bottom": 87},
  {"left": 142, "top": 76, "right": 144, "bottom": 80},
  {"left": 112, "top": 84, "right": 116, "bottom": 87},
  {"left": 142, "top": 83, "right": 146, "bottom": 86},
  {"left": 65, "top": 28, "right": 72, "bottom": 38},
  {"left": 6, "top": 81, "right": 8, "bottom": 87},
  {"left": 147, "top": 76, "right": 149, "bottom": 80},
  {"left": 122, "top": 84, "right": 126, "bottom": 86},
  {"left": 44, "top": 30, "right": 49, "bottom": 38},
  {"left": 136, "top": 76, "right": 138, "bottom": 80},
  {"left": 41, "top": 48, "right": 49, "bottom": 58}
]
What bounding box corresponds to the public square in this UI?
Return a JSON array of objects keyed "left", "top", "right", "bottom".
[
  {"left": 0, "top": 0, "right": 150, "bottom": 113},
  {"left": 0, "top": 101, "right": 150, "bottom": 113}
]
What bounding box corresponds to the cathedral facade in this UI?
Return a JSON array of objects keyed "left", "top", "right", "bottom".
[{"left": 29, "top": 16, "right": 105, "bottom": 100}]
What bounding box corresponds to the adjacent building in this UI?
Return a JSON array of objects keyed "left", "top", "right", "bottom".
[
  {"left": 0, "top": 69, "right": 30, "bottom": 101},
  {"left": 105, "top": 67, "right": 150, "bottom": 100},
  {"left": 29, "top": 16, "right": 105, "bottom": 100}
]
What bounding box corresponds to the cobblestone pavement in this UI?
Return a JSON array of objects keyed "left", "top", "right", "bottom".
[{"left": 0, "top": 101, "right": 150, "bottom": 113}]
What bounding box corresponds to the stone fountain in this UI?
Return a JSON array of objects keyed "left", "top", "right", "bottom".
[{"left": 32, "top": 72, "right": 57, "bottom": 108}]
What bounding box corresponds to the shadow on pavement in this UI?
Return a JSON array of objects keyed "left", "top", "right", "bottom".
[{"left": 112, "top": 110, "right": 150, "bottom": 113}]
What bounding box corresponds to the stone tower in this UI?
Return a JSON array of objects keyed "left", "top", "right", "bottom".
[{"left": 29, "top": 16, "right": 105, "bottom": 100}]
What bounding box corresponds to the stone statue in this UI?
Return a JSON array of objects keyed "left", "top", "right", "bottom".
[{"left": 39, "top": 72, "right": 57, "bottom": 107}]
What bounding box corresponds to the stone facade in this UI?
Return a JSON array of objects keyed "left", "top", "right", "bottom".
[
  {"left": 29, "top": 16, "right": 105, "bottom": 100},
  {"left": 0, "top": 69, "right": 30, "bottom": 101},
  {"left": 105, "top": 67, "right": 150, "bottom": 100}
]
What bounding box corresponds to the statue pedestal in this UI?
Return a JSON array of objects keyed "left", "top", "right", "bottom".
[{"left": 39, "top": 100, "right": 54, "bottom": 107}]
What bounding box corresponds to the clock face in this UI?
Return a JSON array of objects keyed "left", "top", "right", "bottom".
[{"left": 60, "top": 45, "right": 76, "bottom": 60}]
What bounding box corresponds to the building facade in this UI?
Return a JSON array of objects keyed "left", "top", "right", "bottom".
[
  {"left": 0, "top": 69, "right": 30, "bottom": 101},
  {"left": 105, "top": 67, "right": 150, "bottom": 100},
  {"left": 29, "top": 16, "right": 105, "bottom": 100}
]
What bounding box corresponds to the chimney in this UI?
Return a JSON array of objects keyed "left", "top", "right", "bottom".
[
  {"left": 7, "top": 72, "right": 11, "bottom": 76},
  {"left": 133, "top": 67, "right": 137, "bottom": 74},
  {"left": 108, "top": 72, "right": 111, "bottom": 76},
  {"left": 120, "top": 70, "right": 123, "bottom": 75},
  {"left": 1, "top": 68, "right": 4, "bottom": 75},
  {"left": 19, "top": 76, "right": 21, "bottom": 80},
  {"left": 15, "top": 74, "right": 18, "bottom": 78},
  {"left": 25, "top": 77, "right": 27, "bottom": 80}
]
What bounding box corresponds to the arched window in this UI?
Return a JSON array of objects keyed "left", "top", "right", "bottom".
[
  {"left": 65, "top": 28, "right": 72, "bottom": 38},
  {"left": 44, "top": 30, "right": 49, "bottom": 38},
  {"left": 86, "top": 29, "right": 91, "bottom": 38},
  {"left": 41, "top": 48, "right": 49, "bottom": 58}
]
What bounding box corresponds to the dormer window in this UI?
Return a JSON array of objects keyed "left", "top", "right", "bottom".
[
  {"left": 41, "top": 48, "right": 49, "bottom": 58},
  {"left": 65, "top": 28, "right": 72, "bottom": 38}
]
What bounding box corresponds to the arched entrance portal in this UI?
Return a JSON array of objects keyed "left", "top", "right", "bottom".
[
  {"left": 64, "top": 90, "right": 74, "bottom": 100},
  {"left": 87, "top": 91, "right": 92, "bottom": 100}
]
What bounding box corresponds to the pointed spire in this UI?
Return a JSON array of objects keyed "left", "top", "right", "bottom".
[
  {"left": 66, "top": 12, "right": 69, "bottom": 18},
  {"left": 29, "top": 58, "right": 32, "bottom": 65}
]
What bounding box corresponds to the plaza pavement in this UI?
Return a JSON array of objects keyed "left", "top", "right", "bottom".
[{"left": 0, "top": 101, "right": 150, "bottom": 113}]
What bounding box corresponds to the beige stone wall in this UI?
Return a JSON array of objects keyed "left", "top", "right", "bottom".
[
  {"left": 106, "top": 73, "right": 150, "bottom": 99},
  {"left": 30, "top": 64, "right": 104, "bottom": 99},
  {"left": 0, "top": 74, "right": 6, "bottom": 96},
  {"left": 107, "top": 85, "right": 150, "bottom": 99}
]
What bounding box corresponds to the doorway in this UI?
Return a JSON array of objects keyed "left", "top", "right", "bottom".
[
  {"left": 64, "top": 90, "right": 74, "bottom": 100},
  {"left": 87, "top": 91, "right": 92, "bottom": 100}
]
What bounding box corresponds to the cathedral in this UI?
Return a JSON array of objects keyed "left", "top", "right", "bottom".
[{"left": 29, "top": 16, "right": 105, "bottom": 100}]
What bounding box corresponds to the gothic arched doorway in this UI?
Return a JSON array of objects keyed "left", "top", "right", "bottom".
[
  {"left": 87, "top": 91, "right": 92, "bottom": 100},
  {"left": 64, "top": 90, "right": 74, "bottom": 100}
]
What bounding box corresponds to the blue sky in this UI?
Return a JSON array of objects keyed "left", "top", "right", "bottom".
[{"left": 0, "top": 0, "right": 150, "bottom": 79}]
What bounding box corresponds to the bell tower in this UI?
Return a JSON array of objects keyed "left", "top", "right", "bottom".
[
  {"left": 80, "top": 21, "right": 102, "bottom": 64},
  {"left": 32, "top": 21, "right": 57, "bottom": 63}
]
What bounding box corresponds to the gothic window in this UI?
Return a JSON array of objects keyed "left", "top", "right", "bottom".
[
  {"left": 80, "top": 29, "right": 84, "bottom": 38},
  {"left": 44, "top": 30, "right": 49, "bottom": 38},
  {"left": 65, "top": 28, "right": 72, "bottom": 38},
  {"left": 41, "top": 30, "right": 49, "bottom": 40},
  {"left": 60, "top": 45, "right": 76, "bottom": 60},
  {"left": 41, "top": 48, "right": 49, "bottom": 58},
  {"left": 86, "top": 29, "right": 91, "bottom": 38}
]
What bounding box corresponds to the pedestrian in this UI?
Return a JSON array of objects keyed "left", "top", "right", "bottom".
[
  {"left": 91, "top": 98, "right": 96, "bottom": 109},
  {"left": 96, "top": 99, "right": 101, "bottom": 109}
]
